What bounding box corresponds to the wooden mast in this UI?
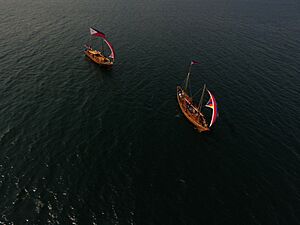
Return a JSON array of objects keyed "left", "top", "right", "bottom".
[
  {"left": 89, "top": 33, "right": 92, "bottom": 48},
  {"left": 101, "top": 38, "right": 104, "bottom": 53},
  {"left": 198, "top": 84, "right": 206, "bottom": 112},
  {"left": 184, "top": 63, "right": 192, "bottom": 92}
]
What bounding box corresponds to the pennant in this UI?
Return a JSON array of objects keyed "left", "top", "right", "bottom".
[{"left": 191, "top": 60, "right": 200, "bottom": 65}]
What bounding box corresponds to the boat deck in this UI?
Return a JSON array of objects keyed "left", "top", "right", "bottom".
[
  {"left": 177, "top": 86, "right": 209, "bottom": 132},
  {"left": 84, "top": 48, "right": 113, "bottom": 66}
]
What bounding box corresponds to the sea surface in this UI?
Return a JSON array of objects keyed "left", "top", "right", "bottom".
[{"left": 0, "top": 0, "right": 299, "bottom": 224}]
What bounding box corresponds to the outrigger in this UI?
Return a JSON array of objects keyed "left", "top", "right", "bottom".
[
  {"left": 84, "top": 27, "right": 115, "bottom": 67},
  {"left": 177, "top": 60, "right": 218, "bottom": 132}
]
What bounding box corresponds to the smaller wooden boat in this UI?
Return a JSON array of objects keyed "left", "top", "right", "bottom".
[
  {"left": 177, "top": 61, "right": 218, "bottom": 132},
  {"left": 84, "top": 27, "right": 115, "bottom": 67},
  {"left": 84, "top": 46, "right": 113, "bottom": 66}
]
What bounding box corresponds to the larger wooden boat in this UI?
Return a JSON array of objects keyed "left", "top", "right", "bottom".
[
  {"left": 84, "top": 27, "right": 115, "bottom": 67},
  {"left": 177, "top": 61, "right": 218, "bottom": 132}
]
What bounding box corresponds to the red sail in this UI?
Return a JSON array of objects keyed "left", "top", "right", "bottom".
[
  {"left": 205, "top": 89, "right": 218, "bottom": 127},
  {"left": 103, "top": 38, "right": 115, "bottom": 60}
]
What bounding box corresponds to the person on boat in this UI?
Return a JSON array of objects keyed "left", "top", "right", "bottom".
[
  {"left": 198, "top": 114, "right": 206, "bottom": 126},
  {"left": 187, "top": 103, "right": 193, "bottom": 114},
  {"left": 184, "top": 101, "right": 188, "bottom": 112}
]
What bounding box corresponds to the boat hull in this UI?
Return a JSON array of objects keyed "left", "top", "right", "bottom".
[
  {"left": 84, "top": 49, "right": 113, "bottom": 67},
  {"left": 177, "top": 86, "right": 209, "bottom": 132}
]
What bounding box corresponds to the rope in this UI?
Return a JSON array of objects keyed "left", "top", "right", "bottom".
[{"left": 191, "top": 87, "right": 203, "bottom": 98}]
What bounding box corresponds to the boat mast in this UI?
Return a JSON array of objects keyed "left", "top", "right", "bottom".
[
  {"left": 89, "top": 34, "right": 92, "bottom": 47},
  {"left": 198, "top": 84, "right": 206, "bottom": 112},
  {"left": 184, "top": 63, "right": 192, "bottom": 92},
  {"left": 101, "top": 38, "right": 104, "bottom": 53}
]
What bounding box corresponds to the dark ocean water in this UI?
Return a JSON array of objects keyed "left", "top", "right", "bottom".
[{"left": 0, "top": 0, "right": 300, "bottom": 224}]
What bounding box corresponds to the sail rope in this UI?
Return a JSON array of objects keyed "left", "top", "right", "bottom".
[
  {"left": 191, "top": 87, "right": 203, "bottom": 98},
  {"left": 181, "top": 78, "right": 186, "bottom": 89},
  {"left": 189, "top": 81, "right": 192, "bottom": 97}
]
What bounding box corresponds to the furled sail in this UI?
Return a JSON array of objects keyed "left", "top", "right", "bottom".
[
  {"left": 103, "top": 38, "right": 115, "bottom": 60},
  {"left": 90, "top": 27, "right": 106, "bottom": 38},
  {"left": 205, "top": 89, "right": 218, "bottom": 127}
]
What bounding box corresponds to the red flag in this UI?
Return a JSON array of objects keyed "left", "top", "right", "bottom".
[
  {"left": 90, "top": 27, "right": 106, "bottom": 38},
  {"left": 191, "top": 60, "right": 200, "bottom": 65}
]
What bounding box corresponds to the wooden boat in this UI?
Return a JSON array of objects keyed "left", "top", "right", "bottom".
[
  {"left": 177, "top": 61, "right": 218, "bottom": 132},
  {"left": 84, "top": 27, "right": 115, "bottom": 67},
  {"left": 84, "top": 46, "right": 113, "bottom": 66}
]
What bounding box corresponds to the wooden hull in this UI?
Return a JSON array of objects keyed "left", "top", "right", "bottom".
[
  {"left": 84, "top": 49, "right": 113, "bottom": 67},
  {"left": 177, "top": 86, "right": 209, "bottom": 132}
]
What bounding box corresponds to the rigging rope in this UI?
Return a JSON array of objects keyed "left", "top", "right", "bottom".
[
  {"left": 191, "top": 87, "right": 204, "bottom": 98},
  {"left": 182, "top": 79, "right": 185, "bottom": 87}
]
